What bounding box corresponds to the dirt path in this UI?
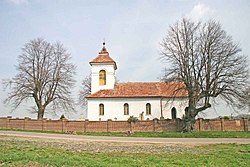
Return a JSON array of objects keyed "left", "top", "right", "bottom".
[{"left": 1, "top": 130, "right": 250, "bottom": 145}]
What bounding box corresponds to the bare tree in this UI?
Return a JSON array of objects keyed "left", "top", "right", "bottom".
[
  {"left": 160, "top": 18, "right": 249, "bottom": 132},
  {"left": 78, "top": 74, "right": 91, "bottom": 111},
  {"left": 78, "top": 74, "right": 119, "bottom": 112},
  {"left": 3, "top": 38, "right": 76, "bottom": 119},
  {"left": 242, "top": 87, "right": 250, "bottom": 114}
]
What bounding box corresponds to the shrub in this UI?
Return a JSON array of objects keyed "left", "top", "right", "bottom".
[
  {"left": 60, "top": 114, "right": 66, "bottom": 120},
  {"left": 127, "top": 116, "right": 138, "bottom": 124}
]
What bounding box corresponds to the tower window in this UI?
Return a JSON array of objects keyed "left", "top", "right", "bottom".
[
  {"left": 146, "top": 103, "right": 151, "bottom": 115},
  {"left": 124, "top": 103, "right": 129, "bottom": 115},
  {"left": 99, "top": 104, "right": 104, "bottom": 115},
  {"left": 99, "top": 70, "right": 106, "bottom": 85}
]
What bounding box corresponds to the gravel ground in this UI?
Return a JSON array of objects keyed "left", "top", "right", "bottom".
[{"left": 0, "top": 135, "right": 203, "bottom": 154}]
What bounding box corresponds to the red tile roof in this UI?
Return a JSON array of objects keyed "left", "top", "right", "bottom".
[
  {"left": 87, "top": 82, "right": 188, "bottom": 98},
  {"left": 89, "top": 46, "right": 117, "bottom": 69}
]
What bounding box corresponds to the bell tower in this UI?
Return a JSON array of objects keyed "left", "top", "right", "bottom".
[{"left": 89, "top": 42, "right": 117, "bottom": 94}]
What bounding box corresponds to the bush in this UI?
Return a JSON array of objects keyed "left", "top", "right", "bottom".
[
  {"left": 127, "top": 116, "right": 138, "bottom": 124},
  {"left": 60, "top": 114, "right": 66, "bottom": 120}
]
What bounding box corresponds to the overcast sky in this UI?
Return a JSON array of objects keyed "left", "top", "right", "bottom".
[{"left": 0, "top": 0, "right": 250, "bottom": 119}]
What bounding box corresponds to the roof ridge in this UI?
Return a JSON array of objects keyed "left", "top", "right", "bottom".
[{"left": 117, "top": 81, "right": 163, "bottom": 84}]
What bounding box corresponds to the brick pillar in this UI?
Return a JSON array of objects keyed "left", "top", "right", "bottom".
[
  {"left": 243, "top": 118, "right": 249, "bottom": 131},
  {"left": 175, "top": 118, "right": 181, "bottom": 132},
  {"left": 0, "top": 118, "right": 4, "bottom": 128},
  {"left": 84, "top": 119, "right": 89, "bottom": 132},
  {"left": 220, "top": 118, "right": 225, "bottom": 131},
  {"left": 61, "top": 119, "right": 65, "bottom": 132},
  {"left": 159, "top": 119, "right": 164, "bottom": 132},
  {"left": 107, "top": 119, "right": 113, "bottom": 132},
  {"left": 130, "top": 122, "right": 134, "bottom": 132},
  {"left": 107, "top": 119, "right": 112, "bottom": 132},
  {"left": 198, "top": 118, "right": 203, "bottom": 132},
  {"left": 42, "top": 118, "right": 47, "bottom": 131},
  {"left": 24, "top": 117, "right": 30, "bottom": 130},
  {"left": 64, "top": 119, "right": 68, "bottom": 132},
  {"left": 6, "top": 116, "right": 12, "bottom": 129},
  {"left": 153, "top": 118, "right": 158, "bottom": 132}
]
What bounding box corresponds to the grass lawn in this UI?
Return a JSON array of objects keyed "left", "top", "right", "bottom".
[
  {"left": 1, "top": 128, "right": 250, "bottom": 138},
  {"left": 0, "top": 138, "right": 249, "bottom": 167},
  {"left": 78, "top": 131, "right": 250, "bottom": 138}
]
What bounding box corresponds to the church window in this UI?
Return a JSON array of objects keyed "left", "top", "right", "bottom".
[
  {"left": 146, "top": 103, "right": 151, "bottom": 115},
  {"left": 171, "top": 107, "right": 177, "bottom": 119},
  {"left": 124, "top": 103, "right": 129, "bottom": 115},
  {"left": 99, "top": 70, "right": 106, "bottom": 85},
  {"left": 99, "top": 104, "right": 104, "bottom": 115}
]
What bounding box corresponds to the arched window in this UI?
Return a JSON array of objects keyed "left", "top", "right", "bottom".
[
  {"left": 99, "top": 70, "right": 106, "bottom": 85},
  {"left": 146, "top": 103, "right": 151, "bottom": 115},
  {"left": 99, "top": 104, "right": 104, "bottom": 115},
  {"left": 185, "top": 107, "right": 188, "bottom": 116},
  {"left": 171, "top": 107, "right": 177, "bottom": 119},
  {"left": 124, "top": 103, "right": 129, "bottom": 115}
]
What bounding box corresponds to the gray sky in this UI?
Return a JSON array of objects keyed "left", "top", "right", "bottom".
[{"left": 0, "top": 0, "right": 250, "bottom": 119}]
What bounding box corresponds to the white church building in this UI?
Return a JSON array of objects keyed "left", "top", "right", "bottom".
[{"left": 86, "top": 43, "right": 188, "bottom": 121}]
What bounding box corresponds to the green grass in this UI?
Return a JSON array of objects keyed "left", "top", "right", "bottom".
[
  {"left": 0, "top": 128, "right": 64, "bottom": 134},
  {"left": 1, "top": 128, "right": 250, "bottom": 138},
  {"left": 78, "top": 131, "right": 250, "bottom": 138},
  {"left": 0, "top": 139, "right": 249, "bottom": 166}
]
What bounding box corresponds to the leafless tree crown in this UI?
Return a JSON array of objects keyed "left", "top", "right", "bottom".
[
  {"left": 3, "top": 38, "right": 76, "bottom": 119},
  {"left": 78, "top": 74, "right": 91, "bottom": 110},
  {"left": 161, "top": 18, "right": 249, "bottom": 114}
]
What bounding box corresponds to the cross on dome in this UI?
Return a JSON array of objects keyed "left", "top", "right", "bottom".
[{"left": 100, "top": 41, "right": 107, "bottom": 53}]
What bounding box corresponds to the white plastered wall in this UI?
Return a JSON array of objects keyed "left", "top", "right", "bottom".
[
  {"left": 87, "top": 97, "right": 188, "bottom": 121},
  {"left": 90, "top": 63, "right": 116, "bottom": 94}
]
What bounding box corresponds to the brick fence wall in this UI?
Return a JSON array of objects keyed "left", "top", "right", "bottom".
[
  {"left": 195, "top": 118, "right": 249, "bottom": 132},
  {"left": 0, "top": 117, "right": 249, "bottom": 132}
]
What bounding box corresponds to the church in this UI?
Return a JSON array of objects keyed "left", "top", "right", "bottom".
[{"left": 86, "top": 43, "right": 188, "bottom": 121}]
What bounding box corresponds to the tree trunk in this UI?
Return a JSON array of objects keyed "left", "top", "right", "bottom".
[
  {"left": 183, "top": 115, "right": 196, "bottom": 132},
  {"left": 37, "top": 106, "right": 45, "bottom": 120},
  {"left": 182, "top": 99, "right": 197, "bottom": 132}
]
